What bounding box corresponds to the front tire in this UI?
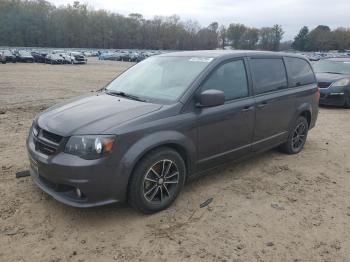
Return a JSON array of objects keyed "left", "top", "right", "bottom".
[
  {"left": 281, "top": 116, "right": 309, "bottom": 154},
  {"left": 128, "top": 147, "right": 186, "bottom": 213}
]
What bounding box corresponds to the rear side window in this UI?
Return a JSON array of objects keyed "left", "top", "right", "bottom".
[
  {"left": 285, "top": 57, "right": 316, "bottom": 87},
  {"left": 201, "top": 60, "right": 249, "bottom": 101},
  {"left": 250, "top": 58, "right": 288, "bottom": 94}
]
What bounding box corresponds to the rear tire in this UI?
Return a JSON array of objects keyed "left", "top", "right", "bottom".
[
  {"left": 280, "top": 116, "right": 309, "bottom": 154},
  {"left": 128, "top": 147, "right": 186, "bottom": 213}
]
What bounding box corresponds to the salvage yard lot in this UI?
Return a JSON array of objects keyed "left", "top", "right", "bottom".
[{"left": 1, "top": 58, "right": 350, "bottom": 262}]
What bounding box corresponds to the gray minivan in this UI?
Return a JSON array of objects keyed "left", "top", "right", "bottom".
[{"left": 27, "top": 51, "right": 319, "bottom": 213}]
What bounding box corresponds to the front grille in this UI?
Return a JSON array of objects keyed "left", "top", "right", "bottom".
[
  {"left": 75, "top": 56, "right": 85, "bottom": 61},
  {"left": 42, "top": 129, "right": 63, "bottom": 144},
  {"left": 35, "top": 139, "right": 57, "bottom": 155},
  {"left": 33, "top": 125, "right": 63, "bottom": 156},
  {"left": 318, "top": 82, "right": 331, "bottom": 88}
]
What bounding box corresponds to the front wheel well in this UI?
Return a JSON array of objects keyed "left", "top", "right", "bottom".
[
  {"left": 141, "top": 144, "right": 189, "bottom": 174},
  {"left": 126, "top": 143, "right": 190, "bottom": 196}
]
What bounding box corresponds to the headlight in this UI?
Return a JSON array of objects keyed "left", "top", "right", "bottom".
[
  {"left": 32, "top": 124, "right": 39, "bottom": 137},
  {"left": 65, "top": 135, "right": 116, "bottom": 160},
  {"left": 331, "top": 78, "right": 349, "bottom": 87}
]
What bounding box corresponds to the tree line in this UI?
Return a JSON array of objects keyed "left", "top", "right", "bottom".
[
  {"left": 220, "top": 24, "right": 284, "bottom": 51},
  {"left": 0, "top": 0, "right": 285, "bottom": 50},
  {"left": 0, "top": 0, "right": 349, "bottom": 51},
  {"left": 292, "top": 25, "right": 350, "bottom": 51}
]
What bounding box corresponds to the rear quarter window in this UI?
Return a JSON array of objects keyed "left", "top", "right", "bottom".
[
  {"left": 285, "top": 57, "right": 316, "bottom": 87},
  {"left": 250, "top": 58, "right": 288, "bottom": 94}
]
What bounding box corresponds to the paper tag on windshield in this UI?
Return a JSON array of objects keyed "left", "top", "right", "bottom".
[{"left": 189, "top": 57, "right": 213, "bottom": 63}]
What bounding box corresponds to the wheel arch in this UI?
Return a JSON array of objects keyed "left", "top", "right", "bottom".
[
  {"left": 120, "top": 131, "right": 197, "bottom": 200},
  {"left": 299, "top": 110, "right": 311, "bottom": 127},
  {"left": 290, "top": 103, "right": 312, "bottom": 130}
]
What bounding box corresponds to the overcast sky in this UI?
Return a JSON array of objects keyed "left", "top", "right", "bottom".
[{"left": 50, "top": 0, "right": 349, "bottom": 40}]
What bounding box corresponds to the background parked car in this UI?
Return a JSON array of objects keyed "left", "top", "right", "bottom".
[
  {"left": 83, "top": 51, "right": 98, "bottom": 57},
  {"left": 17, "top": 50, "right": 34, "bottom": 63},
  {"left": 118, "top": 51, "right": 130, "bottom": 61},
  {"left": 0, "top": 51, "right": 6, "bottom": 64},
  {"left": 68, "top": 52, "right": 87, "bottom": 64},
  {"left": 55, "top": 53, "right": 72, "bottom": 64},
  {"left": 45, "top": 53, "right": 65, "bottom": 64},
  {"left": 130, "top": 51, "right": 146, "bottom": 62},
  {"left": 99, "top": 52, "right": 120, "bottom": 61},
  {"left": 313, "top": 57, "right": 350, "bottom": 108},
  {"left": 31, "top": 51, "right": 47, "bottom": 63},
  {"left": 0, "top": 50, "right": 16, "bottom": 63}
]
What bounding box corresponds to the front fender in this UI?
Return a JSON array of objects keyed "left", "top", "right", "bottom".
[{"left": 120, "top": 130, "right": 197, "bottom": 182}]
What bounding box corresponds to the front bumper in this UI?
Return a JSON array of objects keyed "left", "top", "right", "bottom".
[
  {"left": 26, "top": 131, "right": 125, "bottom": 207},
  {"left": 319, "top": 88, "right": 346, "bottom": 106},
  {"left": 5, "top": 57, "right": 16, "bottom": 62},
  {"left": 21, "top": 58, "right": 34, "bottom": 62},
  {"left": 73, "top": 58, "right": 87, "bottom": 64}
]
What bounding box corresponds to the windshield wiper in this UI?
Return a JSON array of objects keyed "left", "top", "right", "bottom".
[
  {"left": 106, "top": 90, "right": 147, "bottom": 102},
  {"left": 322, "top": 71, "right": 343, "bottom": 75}
]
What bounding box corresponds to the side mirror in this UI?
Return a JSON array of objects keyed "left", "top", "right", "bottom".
[{"left": 196, "top": 89, "right": 225, "bottom": 107}]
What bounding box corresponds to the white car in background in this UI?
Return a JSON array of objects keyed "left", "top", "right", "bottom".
[
  {"left": 57, "top": 52, "right": 87, "bottom": 64},
  {"left": 68, "top": 52, "right": 87, "bottom": 64}
]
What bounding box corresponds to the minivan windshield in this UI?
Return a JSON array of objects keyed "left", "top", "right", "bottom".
[
  {"left": 105, "top": 56, "right": 212, "bottom": 103},
  {"left": 313, "top": 59, "right": 350, "bottom": 75}
]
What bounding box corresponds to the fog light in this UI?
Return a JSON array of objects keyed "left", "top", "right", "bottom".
[{"left": 76, "top": 188, "right": 82, "bottom": 198}]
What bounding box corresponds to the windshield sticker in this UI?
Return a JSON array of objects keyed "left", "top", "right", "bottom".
[{"left": 189, "top": 57, "right": 213, "bottom": 63}]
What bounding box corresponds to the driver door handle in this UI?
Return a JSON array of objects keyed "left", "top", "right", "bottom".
[
  {"left": 241, "top": 105, "right": 254, "bottom": 112},
  {"left": 257, "top": 101, "right": 268, "bottom": 109}
]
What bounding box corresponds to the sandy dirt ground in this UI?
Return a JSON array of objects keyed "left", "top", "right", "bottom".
[{"left": 1, "top": 58, "right": 350, "bottom": 262}]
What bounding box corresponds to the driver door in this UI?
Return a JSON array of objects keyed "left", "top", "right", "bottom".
[{"left": 196, "top": 58, "right": 255, "bottom": 171}]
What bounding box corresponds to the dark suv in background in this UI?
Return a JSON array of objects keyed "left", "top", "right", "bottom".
[{"left": 27, "top": 51, "right": 319, "bottom": 213}]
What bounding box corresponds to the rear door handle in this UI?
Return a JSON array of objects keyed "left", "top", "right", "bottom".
[
  {"left": 241, "top": 105, "right": 254, "bottom": 112},
  {"left": 257, "top": 101, "right": 268, "bottom": 108}
]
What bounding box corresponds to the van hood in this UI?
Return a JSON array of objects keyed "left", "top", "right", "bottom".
[{"left": 37, "top": 93, "right": 162, "bottom": 136}]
